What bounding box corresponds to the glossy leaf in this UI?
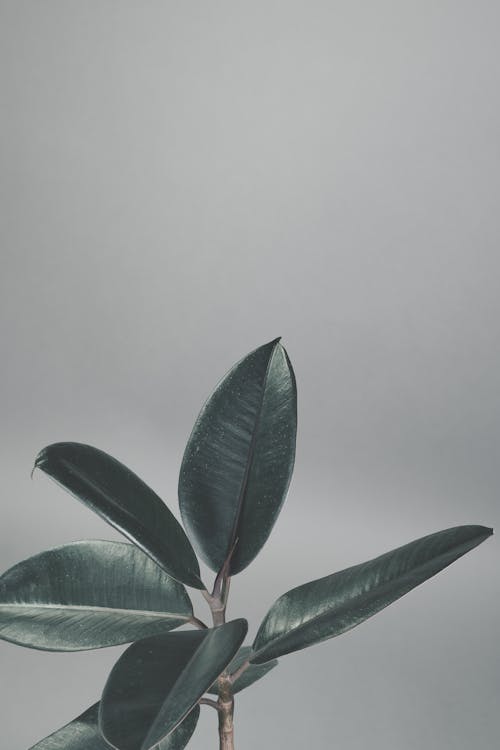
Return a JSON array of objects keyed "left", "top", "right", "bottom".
[
  {"left": 0, "top": 540, "right": 193, "bottom": 651},
  {"left": 251, "top": 525, "right": 493, "bottom": 663},
  {"left": 207, "top": 646, "right": 278, "bottom": 694},
  {"left": 179, "top": 339, "right": 297, "bottom": 575},
  {"left": 34, "top": 442, "right": 203, "bottom": 589},
  {"left": 29, "top": 704, "right": 110, "bottom": 750},
  {"left": 100, "top": 619, "right": 248, "bottom": 750},
  {"left": 29, "top": 702, "right": 198, "bottom": 750}
]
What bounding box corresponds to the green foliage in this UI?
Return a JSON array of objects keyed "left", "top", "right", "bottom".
[
  {"left": 34, "top": 443, "right": 203, "bottom": 589},
  {"left": 0, "top": 540, "right": 193, "bottom": 650},
  {"left": 29, "top": 703, "right": 198, "bottom": 750},
  {"left": 29, "top": 704, "right": 109, "bottom": 750},
  {"left": 250, "top": 525, "right": 492, "bottom": 663},
  {"left": 0, "top": 340, "right": 492, "bottom": 750},
  {"left": 207, "top": 647, "right": 278, "bottom": 694},
  {"left": 179, "top": 338, "right": 297, "bottom": 574},
  {"left": 100, "top": 622, "right": 247, "bottom": 750}
]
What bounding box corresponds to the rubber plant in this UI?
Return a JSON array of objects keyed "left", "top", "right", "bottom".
[{"left": 0, "top": 338, "right": 493, "bottom": 750}]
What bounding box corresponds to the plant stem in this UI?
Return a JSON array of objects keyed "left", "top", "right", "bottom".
[
  {"left": 218, "top": 698, "right": 235, "bottom": 750},
  {"left": 202, "top": 548, "right": 243, "bottom": 750},
  {"left": 217, "top": 677, "right": 235, "bottom": 750},
  {"left": 202, "top": 573, "right": 231, "bottom": 627},
  {"left": 198, "top": 697, "right": 221, "bottom": 711},
  {"left": 203, "top": 565, "right": 236, "bottom": 750},
  {"left": 212, "top": 604, "right": 226, "bottom": 627},
  {"left": 229, "top": 658, "right": 250, "bottom": 685}
]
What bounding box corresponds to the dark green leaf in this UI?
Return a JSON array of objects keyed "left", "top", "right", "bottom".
[
  {"left": 0, "top": 540, "right": 193, "bottom": 651},
  {"left": 29, "top": 702, "right": 198, "bottom": 750},
  {"left": 34, "top": 442, "right": 203, "bottom": 589},
  {"left": 100, "top": 619, "right": 248, "bottom": 750},
  {"left": 29, "top": 704, "right": 109, "bottom": 750},
  {"left": 179, "top": 339, "right": 297, "bottom": 575},
  {"left": 207, "top": 646, "right": 278, "bottom": 694},
  {"left": 251, "top": 525, "right": 493, "bottom": 663}
]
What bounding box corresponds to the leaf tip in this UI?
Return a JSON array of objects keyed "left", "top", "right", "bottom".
[
  {"left": 475, "top": 524, "right": 493, "bottom": 540},
  {"left": 229, "top": 617, "right": 249, "bottom": 641},
  {"left": 190, "top": 574, "right": 207, "bottom": 590},
  {"left": 261, "top": 336, "right": 282, "bottom": 352},
  {"left": 31, "top": 448, "right": 47, "bottom": 477}
]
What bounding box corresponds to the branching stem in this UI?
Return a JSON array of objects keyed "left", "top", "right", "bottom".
[
  {"left": 203, "top": 562, "right": 237, "bottom": 749},
  {"left": 212, "top": 537, "right": 238, "bottom": 599},
  {"left": 229, "top": 658, "right": 250, "bottom": 685},
  {"left": 198, "top": 697, "right": 221, "bottom": 711}
]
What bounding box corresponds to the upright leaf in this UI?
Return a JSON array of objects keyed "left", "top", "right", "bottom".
[
  {"left": 0, "top": 540, "right": 193, "bottom": 651},
  {"left": 207, "top": 646, "right": 278, "bottom": 694},
  {"left": 29, "top": 702, "right": 198, "bottom": 750},
  {"left": 179, "top": 339, "right": 297, "bottom": 575},
  {"left": 251, "top": 525, "right": 493, "bottom": 663},
  {"left": 34, "top": 442, "right": 203, "bottom": 589},
  {"left": 100, "top": 620, "right": 248, "bottom": 750}
]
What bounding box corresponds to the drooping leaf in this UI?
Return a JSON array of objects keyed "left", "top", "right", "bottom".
[
  {"left": 29, "top": 702, "right": 198, "bottom": 750},
  {"left": 100, "top": 619, "right": 248, "bottom": 750},
  {"left": 34, "top": 442, "right": 203, "bottom": 589},
  {"left": 178, "top": 339, "right": 297, "bottom": 575},
  {"left": 0, "top": 540, "right": 193, "bottom": 651},
  {"left": 251, "top": 525, "right": 493, "bottom": 663},
  {"left": 207, "top": 646, "right": 278, "bottom": 694}
]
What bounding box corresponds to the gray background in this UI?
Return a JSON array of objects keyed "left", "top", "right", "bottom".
[{"left": 1, "top": 1, "right": 499, "bottom": 748}]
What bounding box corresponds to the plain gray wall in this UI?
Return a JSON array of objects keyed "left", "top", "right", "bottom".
[{"left": 1, "top": 1, "right": 498, "bottom": 748}]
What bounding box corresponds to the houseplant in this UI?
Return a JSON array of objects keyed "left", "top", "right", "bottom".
[{"left": 0, "top": 338, "right": 492, "bottom": 750}]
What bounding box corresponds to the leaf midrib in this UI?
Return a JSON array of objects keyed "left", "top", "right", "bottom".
[
  {"left": 0, "top": 603, "right": 190, "bottom": 620},
  {"left": 225, "top": 345, "right": 277, "bottom": 566},
  {"left": 140, "top": 632, "right": 209, "bottom": 750},
  {"left": 46, "top": 457, "right": 199, "bottom": 582},
  {"left": 57, "top": 457, "right": 171, "bottom": 547}
]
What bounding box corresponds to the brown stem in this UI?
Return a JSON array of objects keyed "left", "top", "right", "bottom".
[
  {"left": 212, "top": 537, "right": 238, "bottom": 599},
  {"left": 201, "top": 588, "right": 225, "bottom": 625},
  {"left": 218, "top": 698, "right": 235, "bottom": 750},
  {"left": 202, "top": 577, "right": 231, "bottom": 628},
  {"left": 198, "top": 697, "right": 221, "bottom": 711},
  {"left": 204, "top": 565, "right": 236, "bottom": 748},
  {"left": 201, "top": 588, "right": 214, "bottom": 606},
  {"left": 220, "top": 572, "right": 231, "bottom": 607},
  {"left": 212, "top": 608, "right": 225, "bottom": 627},
  {"left": 217, "top": 676, "right": 235, "bottom": 750}
]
